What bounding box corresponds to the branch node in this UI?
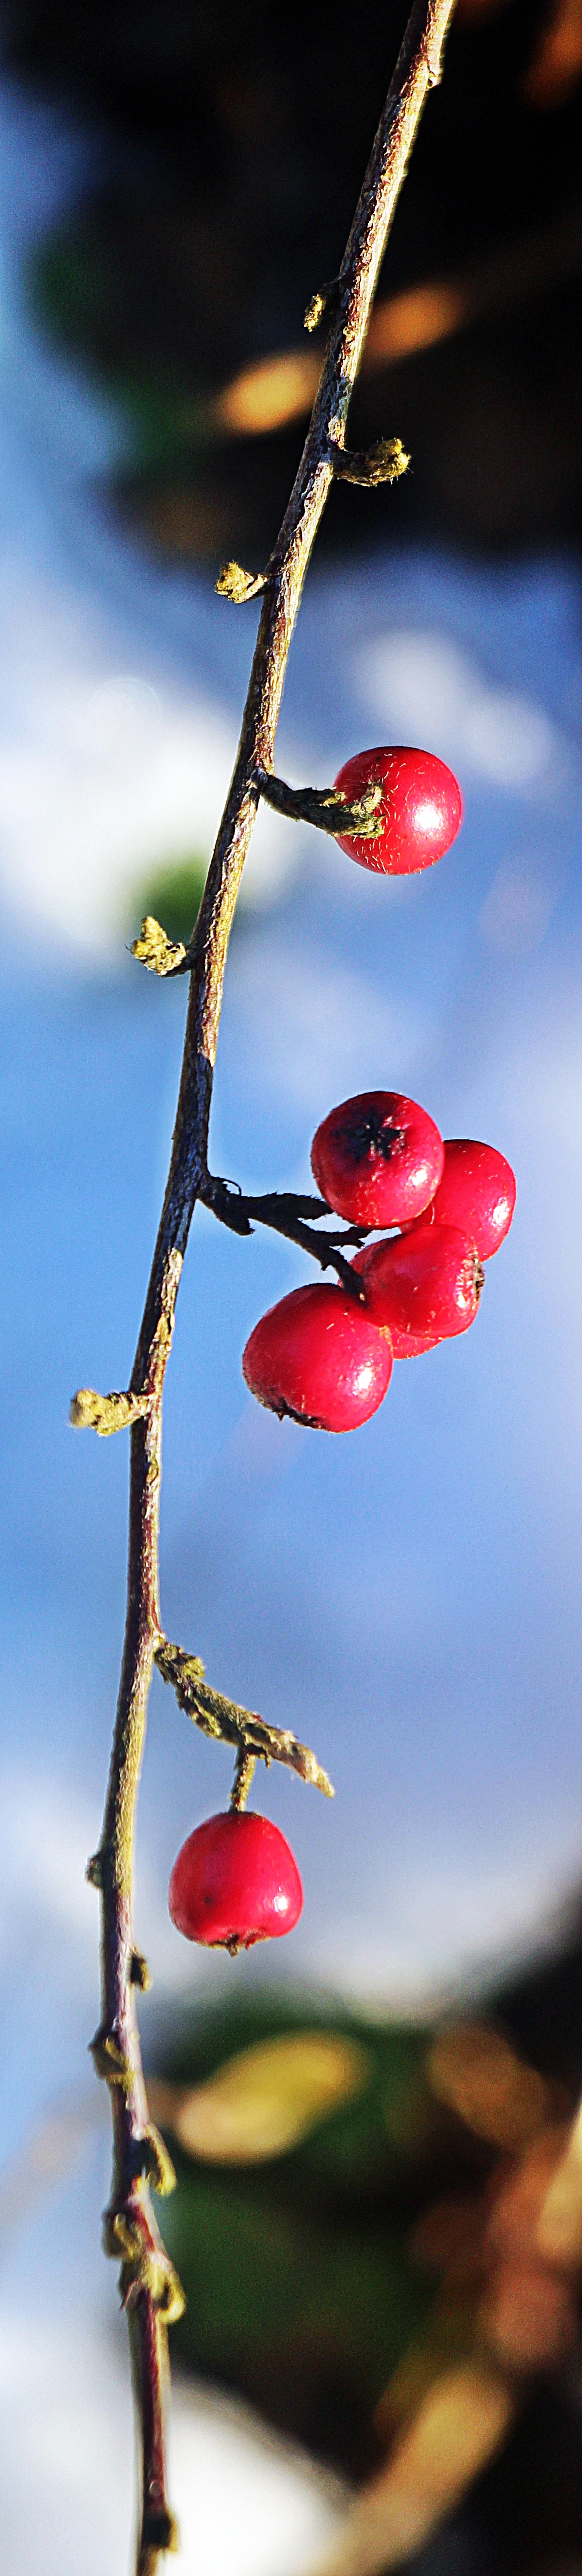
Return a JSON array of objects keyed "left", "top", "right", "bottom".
[
  {"left": 130, "top": 1949, "right": 151, "bottom": 1989},
  {"left": 215, "top": 560, "right": 267, "bottom": 604},
  {"left": 332, "top": 435, "right": 411, "bottom": 486},
  {"left": 143, "top": 2508, "right": 180, "bottom": 2555},
  {"left": 199, "top": 1175, "right": 254, "bottom": 1235},
  {"left": 131, "top": 917, "right": 188, "bottom": 977},
  {"left": 142, "top": 2125, "right": 177, "bottom": 2199},
  {"left": 424, "top": 24, "right": 446, "bottom": 84},
  {"left": 303, "top": 277, "right": 342, "bottom": 332},
  {"left": 103, "top": 2207, "right": 142, "bottom": 2263},
  {"left": 86, "top": 1850, "right": 103, "bottom": 1889},
  {"left": 90, "top": 2027, "right": 133, "bottom": 2089},
  {"left": 104, "top": 2205, "right": 186, "bottom": 2319},
  {"left": 70, "top": 1387, "right": 148, "bottom": 1437},
  {"left": 123, "top": 2249, "right": 186, "bottom": 2323}
]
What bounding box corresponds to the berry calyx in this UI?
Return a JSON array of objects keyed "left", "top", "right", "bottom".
[
  {"left": 168, "top": 1810, "right": 303, "bottom": 1953},
  {"left": 400, "top": 1138, "right": 516, "bottom": 1260},
  {"left": 242, "top": 1281, "right": 392, "bottom": 1431},
  {"left": 310, "top": 1090, "right": 444, "bottom": 1228},
  {"left": 333, "top": 746, "right": 463, "bottom": 875},
  {"left": 353, "top": 1223, "right": 483, "bottom": 1356}
]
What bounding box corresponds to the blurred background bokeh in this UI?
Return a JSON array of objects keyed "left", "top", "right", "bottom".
[{"left": 2, "top": 2, "right": 582, "bottom": 2569}]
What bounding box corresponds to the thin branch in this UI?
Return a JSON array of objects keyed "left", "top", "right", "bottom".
[{"left": 85, "top": 3, "right": 458, "bottom": 2565}]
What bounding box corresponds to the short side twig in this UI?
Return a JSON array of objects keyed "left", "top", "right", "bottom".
[
  {"left": 200, "top": 1175, "right": 370, "bottom": 1296},
  {"left": 331, "top": 434, "right": 410, "bottom": 485},
  {"left": 256, "top": 765, "right": 383, "bottom": 838},
  {"left": 85, "top": 3, "right": 459, "bottom": 2565},
  {"left": 155, "top": 1638, "right": 334, "bottom": 1796}
]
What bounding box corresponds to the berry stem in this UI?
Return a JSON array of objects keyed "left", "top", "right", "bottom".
[
  {"left": 230, "top": 1751, "right": 257, "bottom": 1812},
  {"left": 256, "top": 765, "right": 383, "bottom": 839},
  {"left": 81, "top": 1, "right": 459, "bottom": 2562},
  {"left": 200, "top": 1174, "right": 370, "bottom": 1296}
]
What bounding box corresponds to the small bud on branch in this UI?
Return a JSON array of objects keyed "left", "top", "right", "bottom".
[
  {"left": 70, "top": 1387, "right": 148, "bottom": 1435},
  {"left": 130, "top": 1950, "right": 151, "bottom": 1990},
  {"left": 215, "top": 560, "right": 267, "bottom": 603},
  {"left": 332, "top": 434, "right": 411, "bottom": 484},
  {"left": 90, "top": 2027, "right": 133, "bottom": 2088},
  {"left": 141, "top": 2127, "right": 177, "bottom": 2199},
  {"left": 304, "top": 277, "right": 343, "bottom": 332},
  {"left": 131, "top": 917, "right": 188, "bottom": 976}
]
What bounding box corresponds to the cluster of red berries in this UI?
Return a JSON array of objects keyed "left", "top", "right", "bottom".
[
  {"left": 168, "top": 747, "right": 514, "bottom": 1953},
  {"left": 242, "top": 1101, "right": 516, "bottom": 1433}
]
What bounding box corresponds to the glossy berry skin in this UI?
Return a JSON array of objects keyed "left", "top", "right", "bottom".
[
  {"left": 242, "top": 1281, "right": 392, "bottom": 1430},
  {"left": 311, "top": 1090, "right": 444, "bottom": 1229},
  {"left": 333, "top": 746, "right": 463, "bottom": 875},
  {"left": 168, "top": 1810, "right": 303, "bottom": 1951},
  {"left": 353, "top": 1222, "right": 482, "bottom": 1356},
  {"left": 400, "top": 1138, "right": 516, "bottom": 1260}
]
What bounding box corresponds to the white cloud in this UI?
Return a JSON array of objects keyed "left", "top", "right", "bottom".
[
  {"left": 312, "top": 1851, "right": 582, "bottom": 2014},
  {"left": 230, "top": 945, "right": 432, "bottom": 1112},
  {"left": 479, "top": 858, "right": 558, "bottom": 955},
  {"left": 353, "top": 631, "right": 567, "bottom": 794},
  {"left": 0, "top": 2307, "right": 345, "bottom": 2576},
  {"left": 0, "top": 1762, "right": 223, "bottom": 2035},
  {"left": 0, "top": 1766, "right": 98, "bottom": 1962},
  {"left": 0, "top": 617, "right": 296, "bottom": 952}
]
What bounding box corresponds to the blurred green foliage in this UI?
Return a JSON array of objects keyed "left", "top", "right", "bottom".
[
  {"left": 150, "top": 1991, "right": 485, "bottom": 2473},
  {"left": 129, "top": 855, "right": 207, "bottom": 946}
]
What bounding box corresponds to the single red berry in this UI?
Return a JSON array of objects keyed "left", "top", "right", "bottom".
[
  {"left": 400, "top": 1138, "right": 516, "bottom": 1260},
  {"left": 168, "top": 1810, "right": 303, "bottom": 1952},
  {"left": 310, "top": 1090, "right": 444, "bottom": 1228},
  {"left": 333, "top": 746, "right": 463, "bottom": 875},
  {"left": 353, "top": 1223, "right": 483, "bottom": 1356},
  {"left": 242, "top": 1280, "right": 392, "bottom": 1430}
]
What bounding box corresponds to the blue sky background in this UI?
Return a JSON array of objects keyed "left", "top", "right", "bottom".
[{"left": 1, "top": 64, "right": 582, "bottom": 2575}]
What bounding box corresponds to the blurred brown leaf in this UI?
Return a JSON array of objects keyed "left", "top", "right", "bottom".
[
  {"left": 309, "top": 2362, "right": 516, "bottom": 2576},
  {"left": 149, "top": 2031, "right": 372, "bottom": 2165},
  {"left": 524, "top": 0, "right": 582, "bottom": 107},
  {"left": 537, "top": 2100, "right": 582, "bottom": 2263},
  {"left": 427, "top": 2021, "right": 551, "bottom": 2148}
]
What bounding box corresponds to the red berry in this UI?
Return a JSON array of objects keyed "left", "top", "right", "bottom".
[
  {"left": 400, "top": 1138, "right": 516, "bottom": 1261},
  {"left": 311, "top": 1090, "right": 444, "bottom": 1228},
  {"left": 333, "top": 746, "right": 463, "bottom": 875},
  {"left": 242, "top": 1281, "right": 392, "bottom": 1431},
  {"left": 353, "top": 1223, "right": 483, "bottom": 1356},
  {"left": 168, "top": 1810, "right": 303, "bottom": 1952}
]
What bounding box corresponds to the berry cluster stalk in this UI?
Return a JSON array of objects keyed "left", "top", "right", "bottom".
[{"left": 81, "top": 2, "right": 458, "bottom": 2567}]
